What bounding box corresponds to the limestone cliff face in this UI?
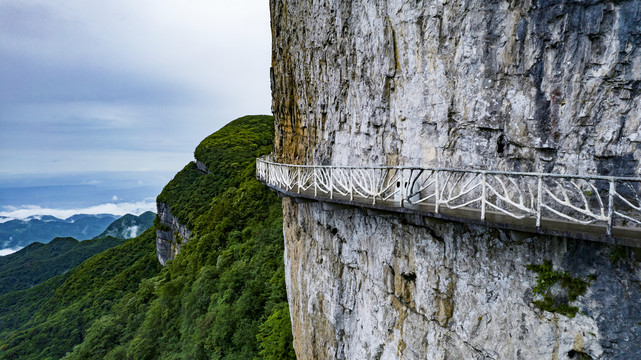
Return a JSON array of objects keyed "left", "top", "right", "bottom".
[
  {"left": 283, "top": 199, "right": 641, "bottom": 359},
  {"left": 156, "top": 202, "right": 191, "bottom": 266},
  {"left": 270, "top": 0, "right": 641, "bottom": 359},
  {"left": 271, "top": 0, "right": 641, "bottom": 176}
]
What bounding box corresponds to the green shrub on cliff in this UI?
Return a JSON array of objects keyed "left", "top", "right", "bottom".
[
  {"left": 158, "top": 115, "right": 275, "bottom": 229},
  {"left": 526, "top": 260, "right": 592, "bottom": 318}
]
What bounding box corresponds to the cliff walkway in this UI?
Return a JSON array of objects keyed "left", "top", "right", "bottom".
[{"left": 257, "top": 157, "right": 641, "bottom": 247}]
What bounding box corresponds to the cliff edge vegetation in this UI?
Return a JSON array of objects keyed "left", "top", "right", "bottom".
[{"left": 0, "top": 115, "right": 294, "bottom": 360}]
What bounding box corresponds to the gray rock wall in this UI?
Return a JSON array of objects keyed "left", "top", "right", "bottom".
[
  {"left": 283, "top": 198, "right": 641, "bottom": 359},
  {"left": 271, "top": 0, "right": 641, "bottom": 175},
  {"left": 270, "top": 0, "right": 641, "bottom": 358},
  {"left": 156, "top": 202, "right": 191, "bottom": 266}
]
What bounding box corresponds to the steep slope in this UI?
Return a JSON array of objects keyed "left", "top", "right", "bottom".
[
  {"left": 0, "top": 228, "right": 160, "bottom": 360},
  {"left": 0, "top": 115, "right": 294, "bottom": 359},
  {"left": 155, "top": 115, "right": 276, "bottom": 263},
  {"left": 0, "top": 236, "right": 124, "bottom": 296},
  {"left": 95, "top": 211, "right": 155, "bottom": 239},
  {"left": 62, "top": 115, "right": 294, "bottom": 359},
  {"left": 270, "top": 0, "right": 641, "bottom": 176},
  {"left": 0, "top": 214, "right": 119, "bottom": 249}
]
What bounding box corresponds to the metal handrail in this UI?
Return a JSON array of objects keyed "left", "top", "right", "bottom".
[{"left": 256, "top": 157, "right": 641, "bottom": 237}]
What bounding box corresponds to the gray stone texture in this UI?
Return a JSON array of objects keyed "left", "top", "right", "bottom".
[
  {"left": 271, "top": 0, "right": 641, "bottom": 175},
  {"left": 283, "top": 199, "right": 641, "bottom": 359}
]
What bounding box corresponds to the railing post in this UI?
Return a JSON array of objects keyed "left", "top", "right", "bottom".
[
  {"left": 372, "top": 169, "right": 377, "bottom": 205},
  {"left": 481, "top": 172, "right": 487, "bottom": 220},
  {"left": 349, "top": 169, "right": 353, "bottom": 201},
  {"left": 607, "top": 178, "right": 615, "bottom": 237},
  {"left": 297, "top": 167, "right": 301, "bottom": 194},
  {"left": 330, "top": 167, "right": 333, "bottom": 200},
  {"left": 267, "top": 162, "right": 271, "bottom": 184},
  {"left": 314, "top": 167, "right": 318, "bottom": 197},
  {"left": 400, "top": 169, "right": 405, "bottom": 207},
  {"left": 435, "top": 170, "right": 440, "bottom": 214},
  {"left": 272, "top": 166, "right": 283, "bottom": 187}
]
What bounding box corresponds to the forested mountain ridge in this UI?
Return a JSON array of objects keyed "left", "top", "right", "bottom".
[
  {"left": 0, "top": 235, "right": 125, "bottom": 296},
  {"left": 0, "top": 115, "right": 294, "bottom": 359},
  {"left": 0, "top": 228, "right": 160, "bottom": 359},
  {"left": 95, "top": 211, "right": 155, "bottom": 240},
  {"left": 0, "top": 211, "right": 155, "bottom": 298}
]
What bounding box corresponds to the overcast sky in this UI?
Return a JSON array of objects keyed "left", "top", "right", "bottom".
[{"left": 0, "top": 0, "right": 272, "bottom": 175}]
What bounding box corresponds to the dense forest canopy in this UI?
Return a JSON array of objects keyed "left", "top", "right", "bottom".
[{"left": 0, "top": 115, "right": 295, "bottom": 360}]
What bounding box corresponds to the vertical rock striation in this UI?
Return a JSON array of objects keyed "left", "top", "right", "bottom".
[
  {"left": 270, "top": 0, "right": 641, "bottom": 359},
  {"left": 271, "top": 0, "right": 641, "bottom": 175},
  {"left": 283, "top": 198, "right": 641, "bottom": 359},
  {"left": 156, "top": 202, "right": 191, "bottom": 266}
]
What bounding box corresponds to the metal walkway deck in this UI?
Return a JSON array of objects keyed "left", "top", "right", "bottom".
[{"left": 257, "top": 157, "right": 641, "bottom": 247}]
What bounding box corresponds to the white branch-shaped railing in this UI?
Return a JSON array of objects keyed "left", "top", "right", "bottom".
[{"left": 257, "top": 157, "right": 641, "bottom": 237}]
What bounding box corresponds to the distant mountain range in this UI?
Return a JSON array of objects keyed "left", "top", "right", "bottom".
[
  {"left": 0, "top": 212, "right": 155, "bottom": 251},
  {"left": 0, "top": 214, "right": 117, "bottom": 250},
  {"left": 94, "top": 211, "right": 155, "bottom": 240}
]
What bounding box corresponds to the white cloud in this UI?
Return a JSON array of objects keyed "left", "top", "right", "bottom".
[
  {"left": 0, "top": 247, "right": 23, "bottom": 256},
  {"left": 112, "top": 195, "right": 119, "bottom": 201},
  {"left": 127, "top": 225, "right": 140, "bottom": 238},
  {"left": 0, "top": 200, "right": 156, "bottom": 220},
  {"left": 81, "top": 179, "right": 102, "bottom": 185}
]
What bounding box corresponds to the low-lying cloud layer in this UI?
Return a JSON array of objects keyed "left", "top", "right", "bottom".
[
  {"left": 0, "top": 247, "right": 22, "bottom": 256},
  {"left": 0, "top": 200, "right": 156, "bottom": 221}
]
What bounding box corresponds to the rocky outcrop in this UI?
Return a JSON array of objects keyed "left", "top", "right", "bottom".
[
  {"left": 196, "top": 160, "right": 210, "bottom": 175},
  {"left": 270, "top": 0, "right": 641, "bottom": 359},
  {"left": 156, "top": 202, "right": 191, "bottom": 266}
]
